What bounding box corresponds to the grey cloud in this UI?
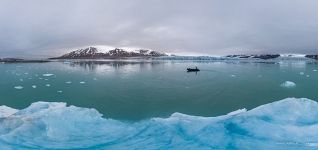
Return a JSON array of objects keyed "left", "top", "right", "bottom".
[{"left": 1, "top": 0, "right": 318, "bottom": 58}]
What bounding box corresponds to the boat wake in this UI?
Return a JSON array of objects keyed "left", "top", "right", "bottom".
[{"left": 0, "top": 98, "right": 318, "bottom": 149}]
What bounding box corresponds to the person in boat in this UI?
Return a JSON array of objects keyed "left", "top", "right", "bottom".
[{"left": 187, "top": 66, "right": 200, "bottom": 72}]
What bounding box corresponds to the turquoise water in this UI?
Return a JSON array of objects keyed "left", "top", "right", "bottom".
[
  {"left": 1, "top": 60, "right": 318, "bottom": 121},
  {"left": 2, "top": 59, "right": 318, "bottom": 149}
]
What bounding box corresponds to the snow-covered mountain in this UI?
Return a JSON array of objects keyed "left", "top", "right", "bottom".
[{"left": 52, "top": 47, "right": 168, "bottom": 59}]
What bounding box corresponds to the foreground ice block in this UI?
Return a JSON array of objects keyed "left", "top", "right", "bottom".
[{"left": 0, "top": 98, "right": 317, "bottom": 149}]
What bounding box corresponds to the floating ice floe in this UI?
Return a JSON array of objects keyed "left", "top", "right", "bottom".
[
  {"left": 79, "top": 81, "right": 86, "bottom": 84},
  {"left": 299, "top": 72, "right": 305, "bottom": 75},
  {"left": 313, "top": 70, "right": 318, "bottom": 72},
  {"left": 281, "top": 81, "right": 296, "bottom": 88},
  {"left": 57, "top": 91, "right": 63, "bottom": 93},
  {"left": 65, "top": 81, "right": 72, "bottom": 84},
  {"left": 19, "top": 79, "right": 23, "bottom": 82},
  {"left": 306, "top": 75, "right": 310, "bottom": 77},
  {"left": 45, "top": 84, "right": 51, "bottom": 87},
  {"left": 0, "top": 98, "right": 317, "bottom": 149},
  {"left": 32, "top": 85, "right": 37, "bottom": 88},
  {"left": 42, "top": 74, "right": 55, "bottom": 77},
  {"left": 14, "top": 86, "right": 23, "bottom": 90},
  {"left": 230, "top": 75, "right": 236, "bottom": 77}
]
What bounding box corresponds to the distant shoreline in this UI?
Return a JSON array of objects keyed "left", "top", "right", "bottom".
[
  {"left": 0, "top": 58, "right": 50, "bottom": 63},
  {"left": 2, "top": 54, "right": 318, "bottom": 63}
]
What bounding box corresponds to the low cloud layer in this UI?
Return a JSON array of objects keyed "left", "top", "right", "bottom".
[{"left": 1, "top": 0, "right": 318, "bottom": 58}]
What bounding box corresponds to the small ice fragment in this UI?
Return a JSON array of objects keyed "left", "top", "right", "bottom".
[
  {"left": 65, "top": 81, "right": 72, "bottom": 84},
  {"left": 32, "top": 85, "right": 37, "bottom": 88},
  {"left": 14, "top": 86, "right": 23, "bottom": 89},
  {"left": 28, "top": 78, "right": 32, "bottom": 80},
  {"left": 281, "top": 81, "right": 296, "bottom": 88},
  {"left": 45, "top": 84, "right": 51, "bottom": 87},
  {"left": 39, "top": 78, "right": 43, "bottom": 80},
  {"left": 43, "top": 74, "right": 54, "bottom": 77},
  {"left": 313, "top": 70, "right": 317, "bottom": 72},
  {"left": 80, "top": 81, "right": 85, "bottom": 84},
  {"left": 24, "top": 73, "right": 28, "bottom": 75},
  {"left": 299, "top": 72, "right": 305, "bottom": 75},
  {"left": 57, "top": 91, "right": 63, "bottom": 93},
  {"left": 93, "top": 78, "right": 97, "bottom": 80},
  {"left": 230, "top": 75, "right": 236, "bottom": 77},
  {"left": 44, "top": 79, "right": 49, "bottom": 81},
  {"left": 19, "top": 79, "right": 23, "bottom": 82},
  {"left": 306, "top": 75, "right": 310, "bottom": 77}
]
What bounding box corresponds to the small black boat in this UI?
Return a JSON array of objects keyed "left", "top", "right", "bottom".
[{"left": 187, "top": 67, "right": 200, "bottom": 72}]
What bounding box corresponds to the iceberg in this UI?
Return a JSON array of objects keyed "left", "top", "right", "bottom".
[
  {"left": 0, "top": 98, "right": 317, "bottom": 149},
  {"left": 281, "top": 81, "right": 296, "bottom": 88},
  {"left": 14, "top": 86, "right": 23, "bottom": 90}
]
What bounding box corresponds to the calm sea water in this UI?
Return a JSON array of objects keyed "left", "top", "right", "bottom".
[{"left": 1, "top": 60, "right": 318, "bottom": 121}]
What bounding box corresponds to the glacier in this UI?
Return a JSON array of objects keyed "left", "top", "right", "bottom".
[{"left": 0, "top": 98, "right": 318, "bottom": 149}]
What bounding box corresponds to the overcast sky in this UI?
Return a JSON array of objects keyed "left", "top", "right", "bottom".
[{"left": 1, "top": 0, "right": 318, "bottom": 58}]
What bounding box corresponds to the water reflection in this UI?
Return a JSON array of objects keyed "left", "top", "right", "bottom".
[{"left": 59, "top": 60, "right": 167, "bottom": 76}]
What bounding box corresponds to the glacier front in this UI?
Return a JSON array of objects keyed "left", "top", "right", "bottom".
[{"left": 0, "top": 98, "right": 318, "bottom": 149}]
